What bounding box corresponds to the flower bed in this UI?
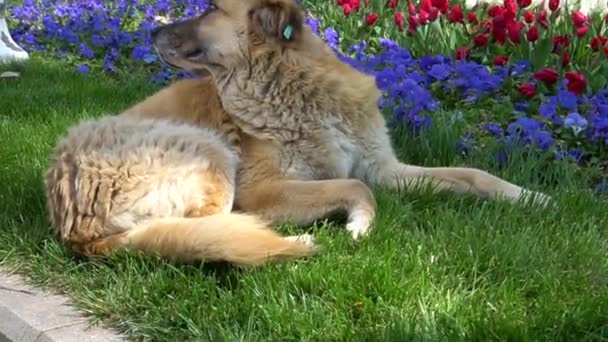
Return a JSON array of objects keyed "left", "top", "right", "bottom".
[{"left": 6, "top": 0, "right": 608, "bottom": 189}]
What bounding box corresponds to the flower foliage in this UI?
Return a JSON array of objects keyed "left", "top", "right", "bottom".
[{"left": 6, "top": 0, "right": 608, "bottom": 186}]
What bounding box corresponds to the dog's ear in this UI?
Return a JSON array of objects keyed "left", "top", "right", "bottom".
[{"left": 249, "top": 0, "right": 304, "bottom": 44}]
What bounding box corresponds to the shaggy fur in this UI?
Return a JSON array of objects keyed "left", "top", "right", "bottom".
[
  {"left": 45, "top": 108, "right": 316, "bottom": 267},
  {"left": 145, "top": 0, "right": 551, "bottom": 241}
]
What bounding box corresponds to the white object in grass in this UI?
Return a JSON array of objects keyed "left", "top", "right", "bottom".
[{"left": 0, "top": 0, "right": 29, "bottom": 63}]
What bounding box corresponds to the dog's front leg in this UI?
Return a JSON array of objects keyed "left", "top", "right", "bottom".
[{"left": 235, "top": 179, "right": 377, "bottom": 239}]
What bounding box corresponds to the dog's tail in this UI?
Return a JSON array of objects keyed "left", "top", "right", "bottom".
[{"left": 75, "top": 213, "right": 317, "bottom": 267}]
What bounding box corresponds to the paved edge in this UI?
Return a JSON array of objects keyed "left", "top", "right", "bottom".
[{"left": 0, "top": 270, "right": 126, "bottom": 342}]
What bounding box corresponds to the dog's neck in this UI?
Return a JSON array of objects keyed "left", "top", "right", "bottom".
[{"left": 212, "top": 47, "right": 381, "bottom": 142}]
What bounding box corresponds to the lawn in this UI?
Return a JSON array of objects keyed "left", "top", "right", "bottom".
[
  {"left": 2, "top": 0, "right": 608, "bottom": 340},
  {"left": 1, "top": 58, "right": 607, "bottom": 340}
]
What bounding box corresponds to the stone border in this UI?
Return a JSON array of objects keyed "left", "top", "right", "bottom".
[{"left": 0, "top": 271, "right": 125, "bottom": 342}]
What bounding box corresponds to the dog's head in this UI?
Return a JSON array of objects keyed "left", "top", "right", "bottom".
[{"left": 151, "top": 0, "right": 319, "bottom": 74}]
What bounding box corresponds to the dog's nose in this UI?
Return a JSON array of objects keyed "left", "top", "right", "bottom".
[{"left": 151, "top": 26, "right": 163, "bottom": 40}]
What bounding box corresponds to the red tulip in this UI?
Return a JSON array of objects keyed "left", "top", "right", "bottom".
[
  {"left": 537, "top": 10, "right": 549, "bottom": 28},
  {"left": 421, "top": 0, "right": 433, "bottom": 12},
  {"left": 468, "top": 12, "right": 478, "bottom": 24},
  {"left": 523, "top": 10, "right": 534, "bottom": 23},
  {"left": 408, "top": 15, "right": 419, "bottom": 31},
  {"left": 576, "top": 25, "right": 589, "bottom": 37},
  {"left": 455, "top": 47, "right": 470, "bottom": 60},
  {"left": 395, "top": 11, "right": 404, "bottom": 30},
  {"left": 591, "top": 37, "right": 608, "bottom": 51},
  {"left": 565, "top": 71, "right": 586, "bottom": 95},
  {"left": 552, "top": 35, "right": 570, "bottom": 52},
  {"left": 571, "top": 11, "right": 587, "bottom": 26},
  {"left": 517, "top": 83, "right": 537, "bottom": 97},
  {"left": 428, "top": 7, "right": 439, "bottom": 21},
  {"left": 343, "top": 3, "right": 352, "bottom": 16},
  {"left": 419, "top": 9, "right": 430, "bottom": 23},
  {"left": 562, "top": 51, "right": 570, "bottom": 66},
  {"left": 350, "top": 0, "right": 361, "bottom": 11},
  {"left": 408, "top": 1, "right": 416, "bottom": 14},
  {"left": 518, "top": 0, "right": 532, "bottom": 7},
  {"left": 432, "top": 0, "right": 450, "bottom": 14},
  {"left": 365, "top": 12, "right": 379, "bottom": 25},
  {"left": 526, "top": 26, "right": 539, "bottom": 42},
  {"left": 449, "top": 5, "right": 464, "bottom": 23},
  {"left": 549, "top": 0, "right": 559, "bottom": 11},
  {"left": 388, "top": 0, "right": 398, "bottom": 9},
  {"left": 493, "top": 55, "right": 509, "bottom": 65},
  {"left": 507, "top": 21, "right": 523, "bottom": 44},
  {"left": 488, "top": 5, "right": 505, "bottom": 17},
  {"left": 504, "top": 0, "right": 517, "bottom": 19},
  {"left": 474, "top": 34, "right": 489, "bottom": 47},
  {"left": 534, "top": 68, "right": 559, "bottom": 84}
]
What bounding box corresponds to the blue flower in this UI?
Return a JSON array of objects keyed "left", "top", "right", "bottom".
[
  {"left": 564, "top": 112, "right": 588, "bottom": 135},
  {"left": 76, "top": 64, "right": 90, "bottom": 74},
  {"left": 323, "top": 27, "right": 339, "bottom": 50},
  {"left": 483, "top": 122, "right": 504, "bottom": 136},
  {"left": 304, "top": 17, "right": 321, "bottom": 36},
  {"left": 131, "top": 45, "right": 157, "bottom": 64},
  {"left": 558, "top": 89, "right": 578, "bottom": 111},
  {"left": 79, "top": 43, "right": 94, "bottom": 59},
  {"left": 379, "top": 38, "right": 399, "bottom": 50},
  {"left": 427, "top": 64, "right": 451, "bottom": 81}
]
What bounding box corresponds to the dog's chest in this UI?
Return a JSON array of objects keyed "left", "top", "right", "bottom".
[{"left": 280, "top": 121, "right": 359, "bottom": 179}]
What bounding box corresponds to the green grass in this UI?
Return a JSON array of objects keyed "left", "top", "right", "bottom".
[{"left": 1, "top": 58, "right": 608, "bottom": 341}]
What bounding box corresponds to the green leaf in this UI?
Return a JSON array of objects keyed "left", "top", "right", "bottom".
[{"left": 532, "top": 38, "right": 553, "bottom": 71}]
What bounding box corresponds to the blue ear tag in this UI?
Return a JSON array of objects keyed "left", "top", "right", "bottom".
[{"left": 282, "top": 24, "right": 294, "bottom": 40}]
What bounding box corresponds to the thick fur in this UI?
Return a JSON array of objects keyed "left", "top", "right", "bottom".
[
  {"left": 143, "top": 0, "right": 552, "bottom": 240},
  {"left": 44, "top": 114, "right": 316, "bottom": 267}
]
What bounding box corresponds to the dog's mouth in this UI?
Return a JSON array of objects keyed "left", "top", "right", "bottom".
[
  {"left": 153, "top": 45, "right": 184, "bottom": 71},
  {"left": 153, "top": 44, "right": 208, "bottom": 71}
]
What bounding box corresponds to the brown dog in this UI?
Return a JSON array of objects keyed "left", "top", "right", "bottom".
[
  {"left": 44, "top": 0, "right": 549, "bottom": 267},
  {"left": 148, "top": 0, "right": 550, "bottom": 236}
]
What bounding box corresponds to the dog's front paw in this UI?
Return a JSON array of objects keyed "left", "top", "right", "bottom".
[{"left": 346, "top": 208, "right": 374, "bottom": 239}]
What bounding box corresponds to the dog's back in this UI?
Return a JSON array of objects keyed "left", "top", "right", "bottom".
[{"left": 44, "top": 114, "right": 316, "bottom": 265}]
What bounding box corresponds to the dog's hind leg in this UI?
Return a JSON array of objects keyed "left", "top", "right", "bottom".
[{"left": 371, "top": 161, "right": 551, "bottom": 206}]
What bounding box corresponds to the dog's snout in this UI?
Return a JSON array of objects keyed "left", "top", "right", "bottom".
[{"left": 151, "top": 26, "right": 163, "bottom": 40}]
